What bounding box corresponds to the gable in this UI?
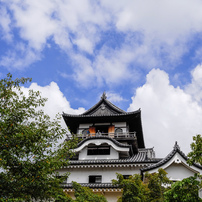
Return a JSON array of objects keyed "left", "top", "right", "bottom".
[
  {"left": 165, "top": 162, "right": 198, "bottom": 180},
  {"left": 89, "top": 103, "right": 119, "bottom": 116},
  {"left": 142, "top": 151, "right": 202, "bottom": 181},
  {"left": 83, "top": 99, "right": 125, "bottom": 116}
]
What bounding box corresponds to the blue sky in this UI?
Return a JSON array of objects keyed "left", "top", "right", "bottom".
[{"left": 1, "top": 0, "right": 202, "bottom": 157}]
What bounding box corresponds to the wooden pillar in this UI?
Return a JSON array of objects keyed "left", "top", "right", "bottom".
[
  {"left": 108, "top": 125, "right": 115, "bottom": 138},
  {"left": 89, "top": 126, "right": 96, "bottom": 136}
]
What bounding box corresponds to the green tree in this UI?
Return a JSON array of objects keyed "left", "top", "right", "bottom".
[
  {"left": 164, "top": 175, "right": 202, "bottom": 202},
  {"left": 112, "top": 173, "right": 150, "bottom": 202},
  {"left": 0, "top": 74, "right": 77, "bottom": 201},
  {"left": 65, "top": 181, "right": 107, "bottom": 202},
  {"left": 187, "top": 134, "right": 202, "bottom": 166},
  {"left": 145, "top": 168, "right": 171, "bottom": 202}
]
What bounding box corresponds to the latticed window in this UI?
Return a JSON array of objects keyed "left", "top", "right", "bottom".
[{"left": 89, "top": 175, "right": 102, "bottom": 183}]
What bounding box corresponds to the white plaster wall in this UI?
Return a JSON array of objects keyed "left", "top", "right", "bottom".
[
  {"left": 78, "top": 123, "right": 91, "bottom": 134},
  {"left": 79, "top": 146, "right": 119, "bottom": 160},
  {"left": 61, "top": 167, "right": 141, "bottom": 183},
  {"left": 143, "top": 152, "right": 202, "bottom": 181},
  {"left": 94, "top": 123, "right": 110, "bottom": 126},
  {"left": 113, "top": 122, "right": 126, "bottom": 127},
  {"left": 165, "top": 163, "right": 197, "bottom": 180},
  {"left": 114, "top": 122, "right": 127, "bottom": 133},
  {"left": 103, "top": 192, "right": 122, "bottom": 202},
  {"left": 75, "top": 139, "right": 129, "bottom": 153},
  {"left": 79, "top": 123, "right": 91, "bottom": 128}
]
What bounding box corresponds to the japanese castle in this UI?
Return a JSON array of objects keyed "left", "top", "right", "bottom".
[{"left": 59, "top": 92, "right": 202, "bottom": 202}]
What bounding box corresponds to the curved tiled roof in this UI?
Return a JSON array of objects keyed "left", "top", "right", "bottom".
[
  {"left": 69, "top": 148, "right": 160, "bottom": 165},
  {"left": 62, "top": 183, "right": 119, "bottom": 188},
  {"left": 141, "top": 142, "right": 202, "bottom": 172},
  {"left": 62, "top": 92, "right": 145, "bottom": 148},
  {"left": 63, "top": 92, "right": 140, "bottom": 117},
  {"left": 63, "top": 110, "right": 140, "bottom": 118}
]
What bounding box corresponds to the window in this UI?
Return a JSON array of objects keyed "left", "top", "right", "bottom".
[
  {"left": 123, "top": 175, "right": 131, "bottom": 179},
  {"left": 89, "top": 175, "right": 102, "bottom": 183},
  {"left": 82, "top": 129, "right": 89, "bottom": 135},
  {"left": 115, "top": 128, "right": 123, "bottom": 134},
  {"left": 87, "top": 145, "right": 110, "bottom": 155}
]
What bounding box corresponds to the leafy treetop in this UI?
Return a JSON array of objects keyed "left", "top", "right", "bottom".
[
  {"left": 0, "top": 73, "right": 77, "bottom": 201},
  {"left": 187, "top": 134, "right": 202, "bottom": 166}
]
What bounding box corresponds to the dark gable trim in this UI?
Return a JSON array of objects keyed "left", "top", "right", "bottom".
[
  {"left": 82, "top": 96, "right": 126, "bottom": 115},
  {"left": 141, "top": 142, "right": 202, "bottom": 173},
  {"left": 63, "top": 109, "right": 141, "bottom": 118}
]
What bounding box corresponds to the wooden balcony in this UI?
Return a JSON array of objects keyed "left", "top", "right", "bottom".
[{"left": 77, "top": 132, "right": 136, "bottom": 140}]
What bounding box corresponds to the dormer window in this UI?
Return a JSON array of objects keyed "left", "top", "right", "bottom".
[{"left": 87, "top": 144, "right": 110, "bottom": 155}]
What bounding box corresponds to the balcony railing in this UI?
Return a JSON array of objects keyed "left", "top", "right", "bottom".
[{"left": 77, "top": 132, "right": 136, "bottom": 139}]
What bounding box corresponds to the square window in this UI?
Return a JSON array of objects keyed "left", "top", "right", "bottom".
[{"left": 89, "top": 175, "right": 102, "bottom": 183}]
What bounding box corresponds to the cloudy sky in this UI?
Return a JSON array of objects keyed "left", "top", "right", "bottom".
[{"left": 1, "top": 0, "right": 202, "bottom": 157}]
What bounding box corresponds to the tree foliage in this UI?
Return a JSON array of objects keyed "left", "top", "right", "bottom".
[
  {"left": 145, "top": 168, "right": 171, "bottom": 202},
  {"left": 0, "top": 74, "right": 77, "bottom": 201},
  {"left": 112, "top": 169, "right": 171, "bottom": 202},
  {"left": 63, "top": 182, "right": 107, "bottom": 202},
  {"left": 164, "top": 175, "right": 202, "bottom": 202},
  {"left": 112, "top": 173, "right": 150, "bottom": 202},
  {"left": 187, "top": 134, "right": 202, "bottom": 166}
]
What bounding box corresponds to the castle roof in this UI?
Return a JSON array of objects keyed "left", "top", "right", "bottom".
[
  {"left": 63, "top": 93, "right": 145, "bottom": 148},
  {"left": 67, "top": 148, "right": 160, "bottom": 167},
  {"left": 141, "top": 142, "right": 202, "bottom": 173}
]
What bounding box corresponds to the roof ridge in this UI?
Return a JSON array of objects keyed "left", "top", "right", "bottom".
[
  {"left": 82, "top": 93, "right": 126, "bottom": 115},
  {"left": 141, "top": 142, "right": 202, "bottom": 172}
]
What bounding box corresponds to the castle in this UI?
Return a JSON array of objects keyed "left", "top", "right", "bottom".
[{"left": 59, "top": 93, "right": 202, "bottom": 202}]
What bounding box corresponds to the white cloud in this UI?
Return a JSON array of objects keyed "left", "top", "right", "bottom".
[
  {"left": 21, "top": 81, "right": 85, "bottom": 129},
  {"left": 128, "top": 68, "right": 202, "bottom": 157},
  {"left": 6, "top": 0, "right": 109, "bottom": 52},
  {"left": 0, "top": 6, "right": 12, "bottom": 42},
  {"left": 94, "top": 46, "right": 133, "bottom": 86},
  {"left": 71, "top": 45, "right": 140, "bottom": 88},
  {"left": 105, "top": 91, "right": 126, "bottom": 103},
  {"left": 72, "top": 54, "right": 95, "bottom": 88},
  {"left": 10, "top": 0, "right": 58, "bottom": 51},
  {"left": 2, "top": 0, "right": 202, "bottom": 86},
  {"left": 0, "top": 43, "right": 41, "bottom": 70},
  {"left": 185, "top": 64, "right": 202, "bottom": 104},
  {"left": 102, "top": 0, "right": 202, "bottom": 42}
]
